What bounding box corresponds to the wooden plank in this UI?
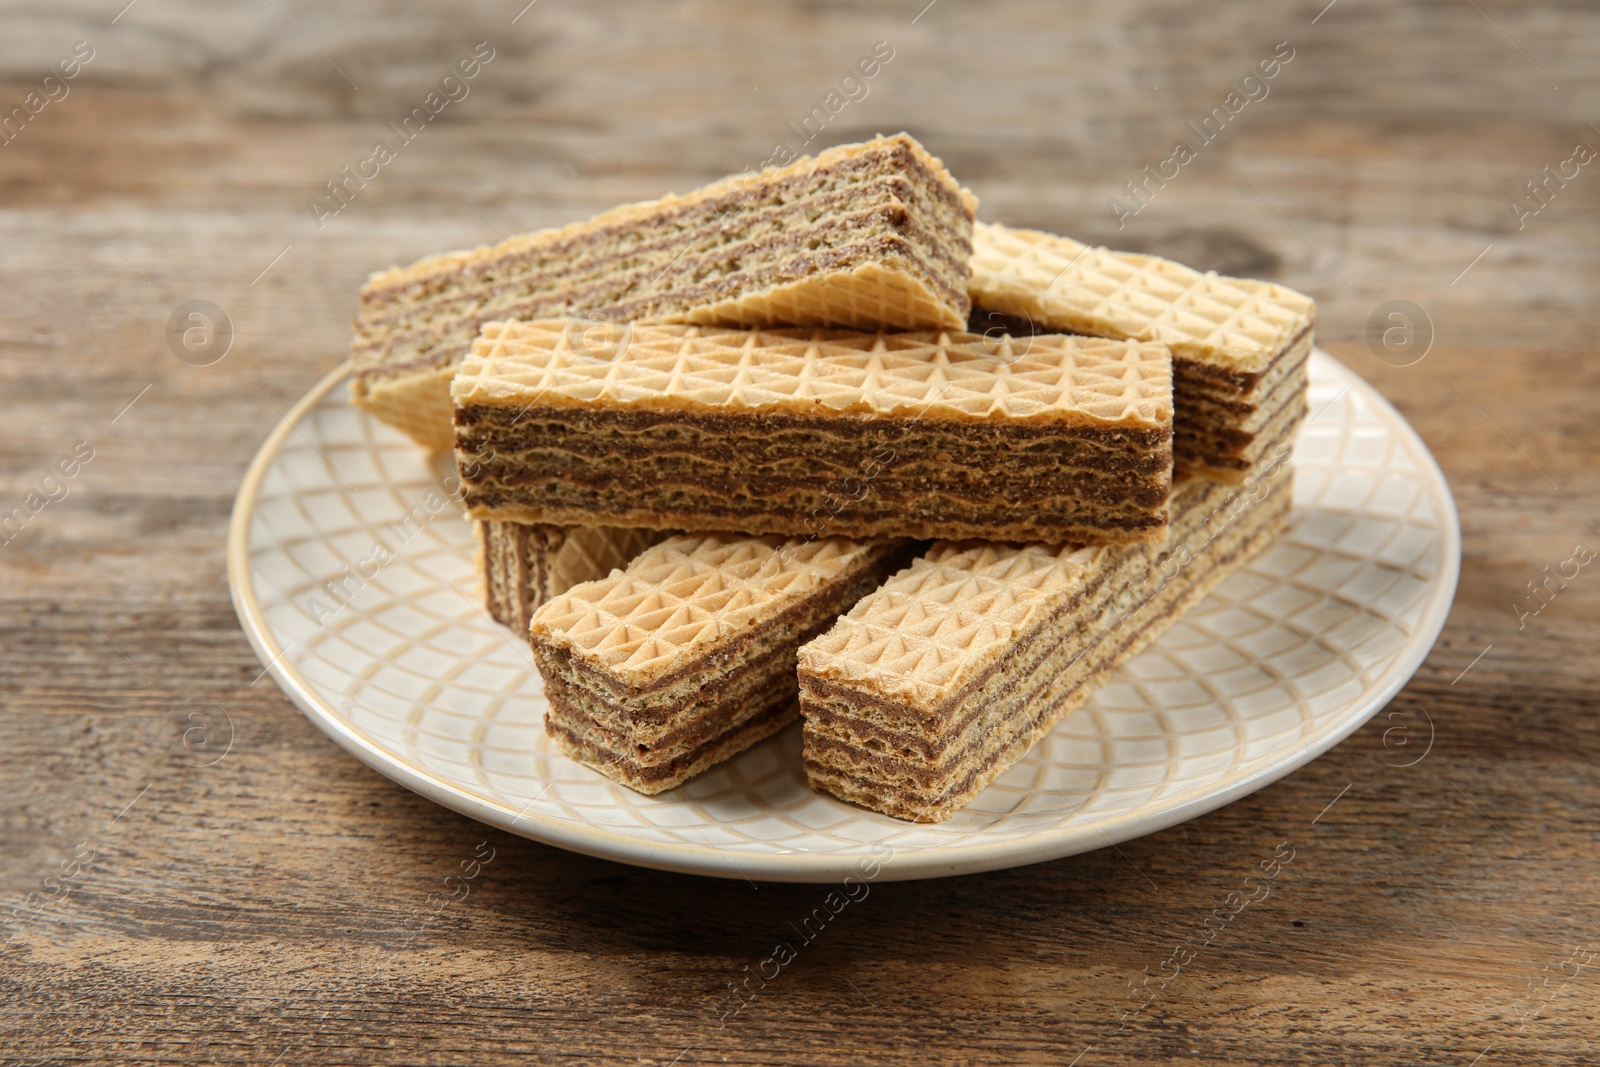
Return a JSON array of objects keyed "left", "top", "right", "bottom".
[{"left": 3, "top": 1, "right": 1598, "bottom": 1063}]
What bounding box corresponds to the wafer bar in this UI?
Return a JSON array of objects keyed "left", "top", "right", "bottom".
[
  {"left": 969, "top": 221, "right": 1314, "bottom": 484},
  {"left": 477, "top": 520, "right": 665, "bottom": 634},
  {"left": 798, "top": 452, "right": 1294, "bottom": 823},
  {"left": 531, "top": 534, "right": 916, "bottom": 794},
  {"left": 350, "top": 134, "right": 979, "bottom": 452},
  {"left": 452, "top": 320, "right": 1175, "bottom": 545}
]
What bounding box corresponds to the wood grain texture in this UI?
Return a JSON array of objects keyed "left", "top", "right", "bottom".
[{"left": 2, "top": 1, "right": 1598, "bottom": 1064}]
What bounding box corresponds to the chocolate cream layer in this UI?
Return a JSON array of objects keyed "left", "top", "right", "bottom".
[
  {"left": 1176, "top": 367, "right": 1308, "bottom": 480},
  {"left": 546, "top": 694, "right": 798, "bottom": 793},
  {"left": 480, "top": 520, "right": 543, "bottom": 632},
  {"left": 457, "top": 407, "right": 1173, "bottom": 545},
  {"left": 362, "top": 216, "right": 968, "bottom": 381},
  {"left": 547, "top": 644, "right": 800, "bottom": 760},
  {"left": 1173, "top": 324, "right": 1312, "bottom": 402}
]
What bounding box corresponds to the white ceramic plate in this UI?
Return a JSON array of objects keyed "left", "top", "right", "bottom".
[{"left": 228, "top": 350, "right": 1458, "bottom": 882}]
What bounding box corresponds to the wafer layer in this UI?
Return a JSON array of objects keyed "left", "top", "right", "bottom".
[
  {"left": 532, "top": 534, "right": 915, "bottom": 794},
  {"left": 1178, "top": 357, "right": 1308, "bottom": 482},
  {"left": 350, "top": 134, "right": 979, "bottom": 451},
  {"left": 454, "top": 320, "right": 1174, "bottom": 544},
  {"left": 969, "top": 221, "right": 1315, "bottom": 484},
  {"left": 478, "top": 520, "right": 664, "bottom": 634},
  {"left": 798, "top": 451, "right": 1295, "bottom": 823}
]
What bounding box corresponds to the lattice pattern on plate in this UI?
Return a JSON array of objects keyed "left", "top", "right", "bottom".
[
  {"left": 454, "top": 320, "right": 1172, "bottom": 428},
  {"left": 970, "top": 221, "right": 1315, "bottom": 372},
  {"left": 232, "top": 350, "right": 1457, "bottom": 881}
]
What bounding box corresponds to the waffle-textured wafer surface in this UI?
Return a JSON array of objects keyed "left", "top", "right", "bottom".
[
  {"left": 350, "top": 134, "right": 979, "bottom": 451},
  {"left": 478, "top": 520, "right": 662, "bottom": 634},
  {"left": 455, "top": 320, "right": 1172, "bottom": 429},
  {"left": 534, "top": 535, "right": 905, "bottom": 688},
  {"left": 970, "top": 221, "right": 1314, "bottom": 375},
  {"left": 800, "top": 540, "right": 1099, "bottom": 713},
  {"left": 454, "top": 320, "right": 1175, "bottom": 543},
  {"left": 543, "top": 525, "right": 659, "bottom": 596}
]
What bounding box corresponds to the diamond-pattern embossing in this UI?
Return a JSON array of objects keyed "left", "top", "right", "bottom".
[
  {"left": 971, "top": 221, "right": 1316, "bottom": 373},
  {"left": 234, "top": 350, "right": 1457, "bottom": 881},
  {"left": 542, "top": 525, "right": 660, "bottom": 596},
  {"left": 480, "top": 520, "right": 664, "bottom": 634},
  {"left": 798, "top": 542, "right": 1101, "bottom": 709},
  {"left": 533, "top": 534, "right": 888, "bottom": 685},
  {"left": 454, "top": 320, "right": 1173, "bottom": 429}
]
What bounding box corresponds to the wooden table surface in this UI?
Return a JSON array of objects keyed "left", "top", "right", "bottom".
[{"left": 3, "top": 1, "right": 1597, "bottom": 1063}]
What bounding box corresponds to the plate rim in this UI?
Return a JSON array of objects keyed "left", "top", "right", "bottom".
[{"left": 228, "top": 351, "right": 1461, "bottom": 883}]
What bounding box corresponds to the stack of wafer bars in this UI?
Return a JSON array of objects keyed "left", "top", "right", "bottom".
[
  {"left": 968, "top": 221, "right": 1313, "bottom": 484},
  {"left": 348, "top": 133, "right": 1314, "bottom": 823},
  {"left": 351, "top": 134, "right": 978, "bottom": 453}
]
